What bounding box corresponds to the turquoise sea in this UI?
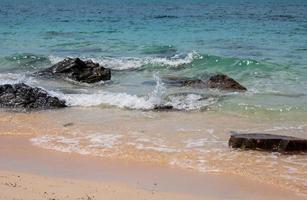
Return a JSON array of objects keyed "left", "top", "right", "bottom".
[{"left": 0, "top": 0, "right": 307, "bottom": 118}]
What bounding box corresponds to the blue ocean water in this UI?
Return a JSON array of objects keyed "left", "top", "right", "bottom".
[{"left": 0, "top": 0, "right": 307, "bottom": 117}]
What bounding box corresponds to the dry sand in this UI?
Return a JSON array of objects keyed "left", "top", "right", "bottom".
[{"left": 0, "top": 170, "right": 206, "bottom": 200}]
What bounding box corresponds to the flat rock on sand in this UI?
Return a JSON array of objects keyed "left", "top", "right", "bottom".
[{"left": 229, "top": 133, "right": 307, "bottom": 153}]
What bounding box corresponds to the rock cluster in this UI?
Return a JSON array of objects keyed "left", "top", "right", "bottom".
[{"left": 2, "top": 58, "right": 249, "bottom": 111}]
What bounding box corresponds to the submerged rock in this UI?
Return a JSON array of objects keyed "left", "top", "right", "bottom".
[
  {"left": 206, "top": 74, "right": 247, "bottom": 91},
  {"left": 0, "top": 83, "right": 66, "bottom": 110},
  {"left": 229, "top": 132, "right": 307, "bottom": 153},
  {"left": 162, "top": 74, "right": 247, "bottom": 91},
  {"left": 162, "top": 76, "right": 203, "bottom": 87},
  {"left": 36, "top": 58, "right": 111, "bottom": 83}
]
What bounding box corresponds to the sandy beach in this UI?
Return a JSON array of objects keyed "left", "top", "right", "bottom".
[
  {"left": 0, "top": 170, "right": 206, "bottom": 200},
  {"left": 1, "top": 107, "right": 306, "bottom": 197},
  {"left": 0, "top": 132, "right": 306, "bottom": 200}
]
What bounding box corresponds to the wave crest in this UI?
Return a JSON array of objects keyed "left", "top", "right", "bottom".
[{"left": 48, "top": 51, "right": 202, "bottom": 71}]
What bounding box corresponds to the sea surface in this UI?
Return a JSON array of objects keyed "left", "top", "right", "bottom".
[
  {"left": 0, "top": 0, "right": 307, "bottom": 196},
  {"left": 0, "top": 0, "right": 307, "bottom": 116}
]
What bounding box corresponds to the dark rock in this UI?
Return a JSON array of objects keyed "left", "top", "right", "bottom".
[
  {"left": 207, "top": 74, "right": 247, "bottom": 91},
  {"left": 162, "top": 74, "right": 247, "bottom": 91},
  {"left": 229, "top": 132, "right": 307, "bottom": 153},
  {"left": 153, "top": 105, "right": 174, "bottom": 110},
  {"left": 0, "top": 83, "right": 66, "bottom": 110},
  {"left": 36, "top": 58, "right": 111, "bottom": 83}
]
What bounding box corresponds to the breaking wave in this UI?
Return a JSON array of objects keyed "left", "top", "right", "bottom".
[
  {"left": 48, "top": 51, "right": 202, "bottom": 70},
  {"left": 58, "top": 92, "right": 218, "bottom": 111},
  {"left": 55, "top": 74, "right": 218, "bottom": 110},
  {"left": 0, "top": 73, "right": 36, "bottom": 85}
]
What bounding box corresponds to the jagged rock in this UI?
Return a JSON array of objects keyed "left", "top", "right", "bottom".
[
  {"left": 0, "top": 83, "right": 66, "bottom": 110},
  {"left": 36, "top": 58, "right": 111, "bottom": 83},
  {"left": 162, "top": 74, "right": 247, "bottom": 91},
  {"left": 229, "top": 132, "right": 307, "bottom": 153}
]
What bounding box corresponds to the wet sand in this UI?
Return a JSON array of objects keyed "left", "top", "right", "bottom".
[
  {"left": 0, "top": 135, "right": 305, "bottom": 200},
  {"left": 1, "top": 107, "right": 307, "bottom": 196}
]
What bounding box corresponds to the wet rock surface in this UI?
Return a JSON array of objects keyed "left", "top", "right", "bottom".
[
  {"left": 36, "top": 58, "right": 111, "bottom": 83},
  {"left": 162, "top": 74, "right": 247, "bottom": 91},
  {"left": 229, "top": 133, "right": 307, "bottom": 153},
  {"left": 153, "top": 105, "right": 174, "bottom": 111},
  {"left": 0, "top": 83, "right": 66, "bottom": 110}
]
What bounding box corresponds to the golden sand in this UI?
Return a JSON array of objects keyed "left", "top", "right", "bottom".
[
  {"left": 0, "top": 108, "right": 306, "bottom": 197},
  {"left": 1, "top": 135, "right": 306, "bottom": 200}
]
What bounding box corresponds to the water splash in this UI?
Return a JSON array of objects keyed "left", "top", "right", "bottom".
[{"left": 148, "top": 73, "right": 166, "bottom": 106}]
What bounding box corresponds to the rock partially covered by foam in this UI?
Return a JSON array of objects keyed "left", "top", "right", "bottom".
[
  {"left": 0, "top": 83, "right": 66, "bottom": 110},
  {"left": 229, "top": 132, "right": 307, "bottom": 153},
  {"left": 36, "top": 58, "right": 111, "bottom": 83},
  {"left": 162, "top": 74, "right": 247, "bottom": 91}
]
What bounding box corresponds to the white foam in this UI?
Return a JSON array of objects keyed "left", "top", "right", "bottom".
[
  {"left": 177, "top": 128, "right": 202, "bottom": 132},
  {"left": 30, "top": 133, "right": 123, "bottom": 155},
  {"left": 0, "top": 73, "right": 37, "bottom": 85},
  {"left": 48, "top": 51, "right": 201, "bottom": 70},
  {"left": 48, "top": 55, "right": 65, "bottom": 64},
  {"left": 132, "top": 143, "right": 179, "bottom": 153},
  {"left": 148, "top": 73, "right": 166, "bottom": 105},
  {"left": 169, "top": 158, "right": 221, "bottom": 173},
  {"left": 61, "top": 92, "right": 153, "bottom": 109},
  {"left": 91, "top": 57, "right": 143, "bottom": 70},
  {"left": 184, "top": 138, "right": 227, "bottom": 148},
  {"left": 30, "top": 135, "right": 90, "bottom": 155},
  {"left": 49, "top": 73, "right": 164, "bottom": 109},
  {"left": 144, "top": 51, "right": 201, "bottom": 67},
  {"left": 184, "top": 138, "right": 209, "bottom": 148},
  {"left": 129, "top": 136, "right": 180, "bottom": 153},
  {"left": 168, "top": 94, "right": 218, "bottom": 110},
  {"left": 86, "top": 133, "right": 123, "bottom": 148},
  {"left": 55, "top": 90, "right": 217, "bottom": 111}
]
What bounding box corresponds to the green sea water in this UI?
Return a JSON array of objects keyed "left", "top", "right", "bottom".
[{"left": 0, "top": 0, "right": 307, "bottom": 120}]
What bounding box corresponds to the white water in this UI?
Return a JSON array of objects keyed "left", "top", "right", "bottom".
[
  {"left": 53, "top": 75, "right": 218, "bottom": 110},
  {"left": 49, "top": 51, "right": 202, "bottom": 70}
]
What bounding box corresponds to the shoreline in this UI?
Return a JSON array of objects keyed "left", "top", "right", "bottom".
[{"left": 0, "top": 135, "right": 305, "bottom": 200}]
